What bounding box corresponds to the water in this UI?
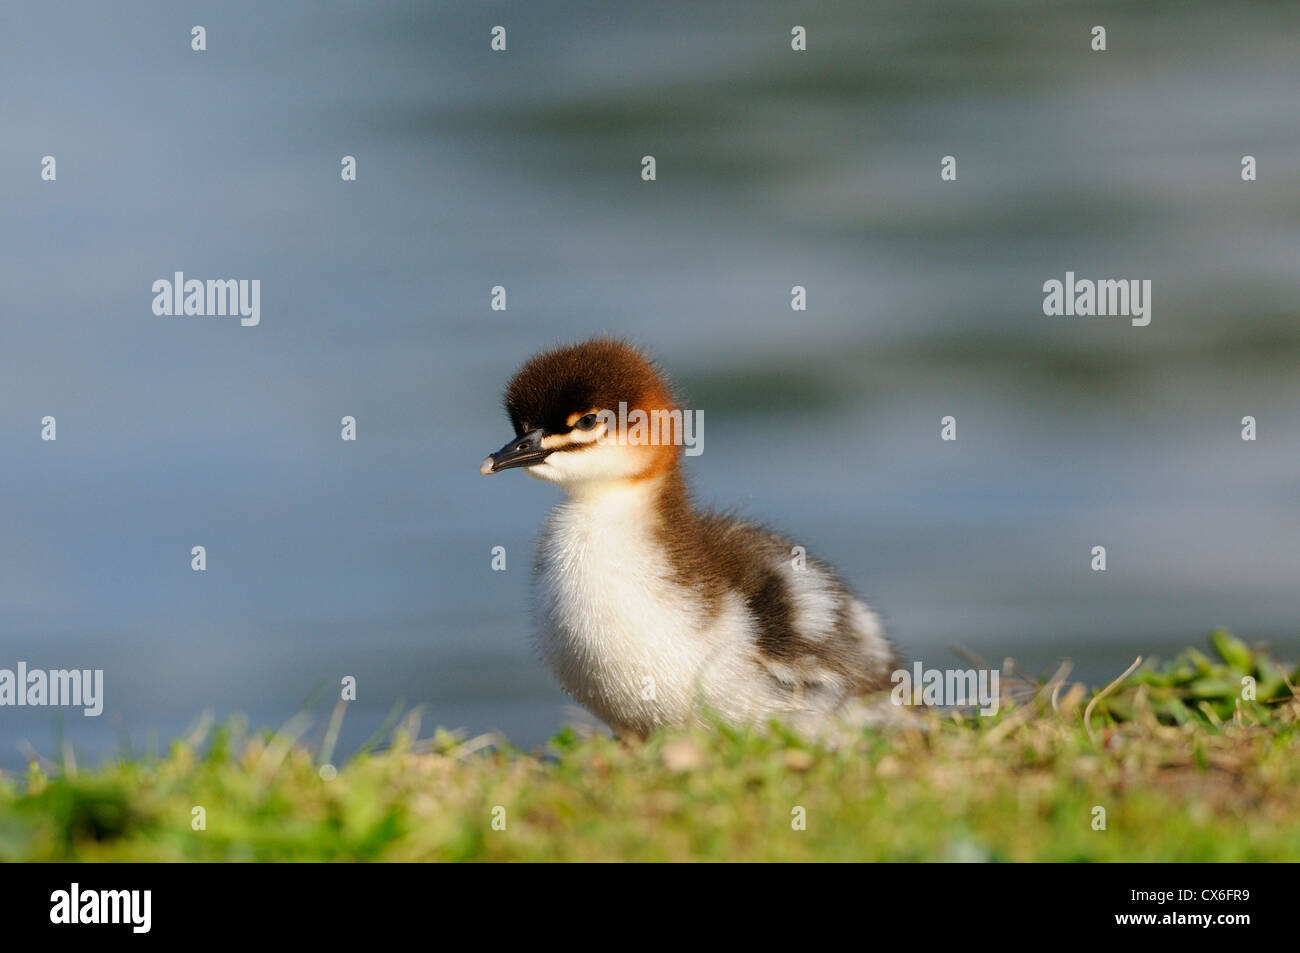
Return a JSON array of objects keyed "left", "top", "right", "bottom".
[{"left": 1, "top": 0, "right": 1298, "bottom": 769}]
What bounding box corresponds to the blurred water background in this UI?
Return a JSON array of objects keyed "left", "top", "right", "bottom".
[{"left": 1, "top": 0, "right": 1298, "bottom": 769}]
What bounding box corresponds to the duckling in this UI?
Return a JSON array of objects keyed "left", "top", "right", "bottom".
[{"left": 480, "top": 338, "right": 898, "bottom": 739}]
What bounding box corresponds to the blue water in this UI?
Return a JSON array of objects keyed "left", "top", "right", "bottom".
[{"left": 1, "top": 0, "right": 1298, "bottom": 769}]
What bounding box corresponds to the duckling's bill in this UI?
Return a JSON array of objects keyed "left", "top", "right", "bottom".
[{"left": 481, "top": 427, "right": 550, "bottom": 474}]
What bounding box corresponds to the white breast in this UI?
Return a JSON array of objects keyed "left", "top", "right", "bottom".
[{"left": 534, "top": 484, "right": 776, "bottom": 735}]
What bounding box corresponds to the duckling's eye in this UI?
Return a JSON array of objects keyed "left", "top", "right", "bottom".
[{"left": 574, "top": 413, "right": 599, "bottom": 432}]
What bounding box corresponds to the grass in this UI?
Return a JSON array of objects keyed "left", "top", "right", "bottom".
[{"left": 1, "top": 630, "right": 1298, "bottom": 861}]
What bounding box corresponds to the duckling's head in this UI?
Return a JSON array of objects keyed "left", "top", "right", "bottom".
[{"left": 480, "top": 338, "right": 680, "bottom": 488}]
